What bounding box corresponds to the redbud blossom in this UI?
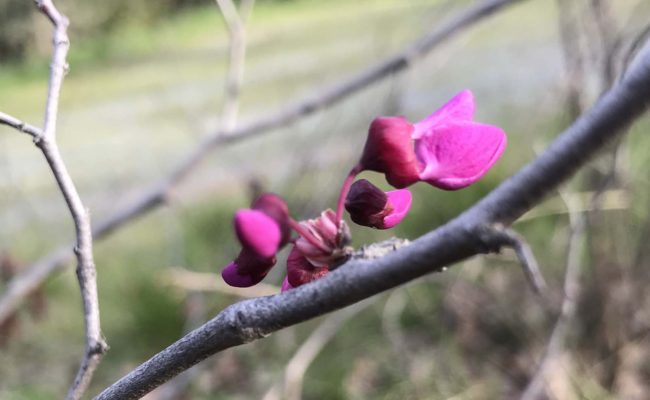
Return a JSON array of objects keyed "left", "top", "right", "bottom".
[
  {"left": 345, "top": 179, "right": 412, "bottom": 229},
  {"left": 222, "top": 193, "right": 290, "bottom": 288},
  {"left": 358, "top": 90, "right": 506, "bottom": 190}
]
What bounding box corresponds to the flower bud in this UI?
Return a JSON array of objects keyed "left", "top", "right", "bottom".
[
  {"left": 359, "top": 116, "right": 420, "bottom": 189},
  {"left": 345, "top": 179, "right": 411, "bottom": 229},
  {"left": 286, "top": 246, "right": 329, "bottom": 288}
]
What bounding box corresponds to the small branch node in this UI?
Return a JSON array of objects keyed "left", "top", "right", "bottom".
[{"left": 477, "top": 224, "right": 549, "bottom": 297}]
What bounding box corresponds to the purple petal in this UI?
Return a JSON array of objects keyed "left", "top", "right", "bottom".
[
  {"left": 234, "top": 209, "right": 281, "bottom": 258},
  {"left": 281, "top": 277, "right": 294, "bottom": 292},
  {"left": 222, "top": 262, "right": 261, "bottom": 287},
  {"left": 413, "top": 90, "right": 475, "bottom": 139},
  {"left": 382, "top": 189, "right": 412, "bottom": 229},
  {"left": 415, "top": 120, "right": 506, "bottom": 190}
]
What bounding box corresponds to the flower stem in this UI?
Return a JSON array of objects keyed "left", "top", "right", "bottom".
[
  {"left": 335, "top": 163, "right": 362, "bottom": 226},
  {"left": 288, "top": 218, "right": 330, "bottom": 253}
]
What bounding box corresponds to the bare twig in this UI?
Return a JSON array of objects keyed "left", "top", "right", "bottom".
[
  {"left": 520, "top": 191, "right": 586, "bottom": 400},
  {"left": 35, "top": 2, "right": 108, "bottom": 399},
  {"left": 263, "top": 300, "right": 374, "bottom": 400},
  {"left": 556, "top": 0, "right": 586, "bottom": 118},
  {"left": 476, "top": 225, "right": 548, "bottom": 296},
  {"left": 0, "top": 111, "right": 43, "bottom": 139},
  {"left": 0, "top": 1, "right": 108, "bottom": 399},
  {"left": 215, "top": 0, "right": 254, "bottom": 132},
  {"left": 0, "top": 0, "right": 526, "bottom": 327},
  {"left": 589, "top": 0, "right": 617, "bottom": 90},
  {"left": 95, "top": 44, "right": 650, "bottom": 400}
]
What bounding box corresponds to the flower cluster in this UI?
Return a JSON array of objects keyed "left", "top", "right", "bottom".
[{"left": 221, "top": 90, "right": 506, "bottom": 291}]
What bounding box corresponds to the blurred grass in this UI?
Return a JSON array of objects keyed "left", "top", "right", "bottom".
[{"left": 1, "top": 0, "right": 650, "bottom": 399}]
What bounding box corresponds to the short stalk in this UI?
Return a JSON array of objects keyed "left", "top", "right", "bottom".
[{"left": 335, "top": 164, "right": 362, "bottom": 225}]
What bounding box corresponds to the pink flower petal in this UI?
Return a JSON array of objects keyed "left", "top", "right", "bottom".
[
  {"left": 222, "top": 261, "right": 261, "bottom": 287},
  {"left": 252, "top": 193, "right": 291, "bottom": 246},
  {"left": 281, "top": 277, "right": 294, "bottom": 292},
  {"left": 234, "top": 209, "right": 281, "bottom": 258},
  {"left": 415, "top": 120, "right": 506, "bottom": 190},
  {"left": 413, "top": 90, "right": 475, "bottom": 139},
  {"left": 382, "top": 189, "right": 412, "bottom": 229}
]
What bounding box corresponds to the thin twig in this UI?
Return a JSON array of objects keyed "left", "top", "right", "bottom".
[
  {"left": 0, "top": 111, "right": 43, "bottom": 139},
  {"left": 263, "top": 300, "right": 374, "bottom": 400},
  {"left": 520, "top": 191, "right": 585, "bottom": 400},
  {"left": 95, "top": 44, "right": 650, "bottom": 400},
  {"left": 215, "top": 0, "right": 254, "bottom": 132},
  {"left": 476, "top": 225, "right": 548, "bottom": 296},
  {"left": 0, "top": 0, "right": 526, "bottom": 327},
  {"left": 556, "top": 0, "right": 586, "bottom": 118},
  {"left": 23, "top": 2, "right": 108, "bottom": 399}
]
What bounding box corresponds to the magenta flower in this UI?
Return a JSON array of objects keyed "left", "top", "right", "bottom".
[
  {"left": 345, "top": 179, "right": 412, "bottom": 229},
  {"left": 358, "top": 90, "right": 506, "bottom": 190},
  {"left": 221, "top": 193, "right": 290, "bottom": 287},
  {"left": 222, "top": 89, "right": 507, "bottom": 293}
]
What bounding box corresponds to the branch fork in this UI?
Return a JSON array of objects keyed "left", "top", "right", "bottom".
[{"left": 474, "top": 223, "right": 548, "bottom": 296}]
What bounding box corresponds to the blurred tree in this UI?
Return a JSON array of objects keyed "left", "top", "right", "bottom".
[{"left": 0, "top": 0, "right": 33, "bottom": 61}]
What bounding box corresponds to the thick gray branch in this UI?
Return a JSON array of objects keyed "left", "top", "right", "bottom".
[
  {"left": 96, "top": 44, "right": 650, "bottom": 400},
  {"left": 0, "top": 0, "right": 524, "bottom": 326}
]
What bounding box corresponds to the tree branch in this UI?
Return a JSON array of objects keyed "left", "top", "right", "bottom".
[
  {"left": 0, "top": 111, "right": 43, "bottom": 139},
  {"left": 6, "top": 1, "right": 108, "bottom": 399},
  {"left": 0, "top": 0, "right": 525, "bottom": 327},
  {"left": 95, "top": 43, "right": 650, "bottom": 400}
]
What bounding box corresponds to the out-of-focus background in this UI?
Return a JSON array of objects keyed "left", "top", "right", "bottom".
[{"left": 1, "top": 0, "right": 650, "bottom": 398}]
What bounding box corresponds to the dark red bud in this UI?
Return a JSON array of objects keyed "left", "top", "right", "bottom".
[
  {"left": 359, "top": 116, "right": 420, "bottom": 188},
  {"left": 344, "top": 179, "right": 393, "bottom": 228}
]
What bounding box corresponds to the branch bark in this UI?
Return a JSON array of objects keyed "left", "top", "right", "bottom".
[
  {"left": 0, "top": 0, "right": 525, "bottom": 327},
  {"left": 95, "top": 43, "right": 650, "bottom": 400}
]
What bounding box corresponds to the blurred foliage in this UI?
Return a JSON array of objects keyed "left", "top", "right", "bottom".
[
  {"left": 0, "top": 0, "right": 33, "bottom": 61},
  {"left": 0, "top": 0, "right": 236, "bottom": 63}
]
